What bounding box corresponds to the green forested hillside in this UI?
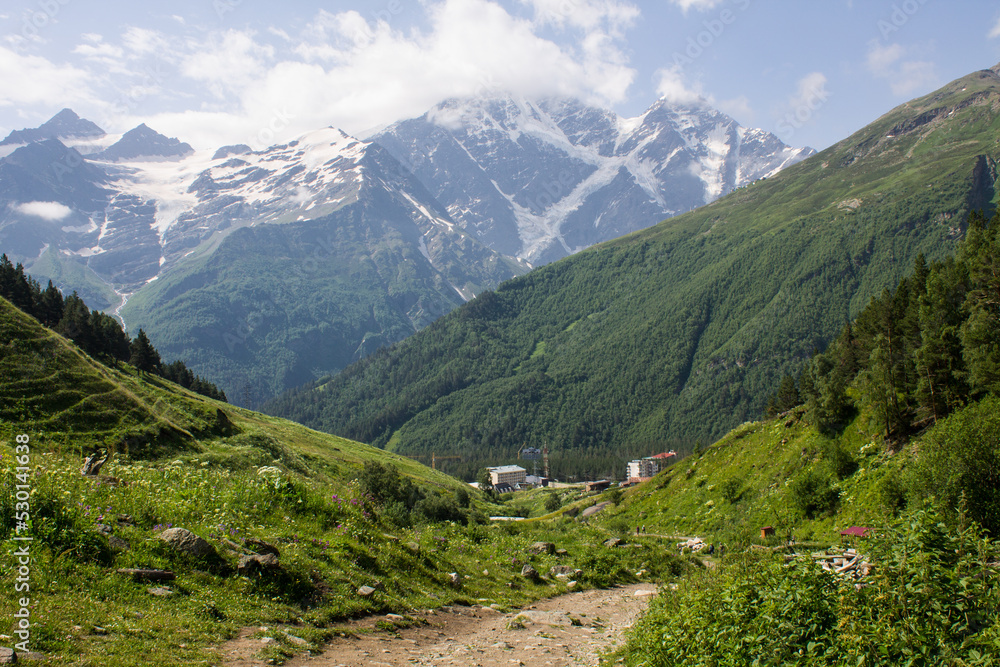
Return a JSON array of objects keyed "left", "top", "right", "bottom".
[{"left": 266, "top": 67, "right": 1000, "bottom": 478}]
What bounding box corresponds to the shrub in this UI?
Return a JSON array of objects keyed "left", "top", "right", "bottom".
[
  {"left": 719, "top": 477, "right": 742, "bottom": 503},
  {"left": 789, "top": 469, "right": 840, "bottom": 519}
]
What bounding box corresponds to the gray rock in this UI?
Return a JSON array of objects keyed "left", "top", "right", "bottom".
[
  {"left": 147, "top": 587, "right": 174, "bottom": 597},
  {"left": 358, "top": 585, "right": 377, "bottom": 597},
  {"left": 449, "top": 572, "right": 462, "bottom": 589},
  {"left": 244, "top": 537, "right": 280, "bottom": 557},
  {"left": 159, "top": 528, "right": 216, "bottom": 558},
  {"left": 527, "top": 541, "right": 556, "bottom": 555},
  {"left": 108, "top": 535, "right": 130, "bottom": 552},
  {"left": 0, "top": 647, "right": 14, "bottom": 664},
  {"left": 282, "top": 632, "right": 308, "bottom": 647},
  {"left": 237, "top": 553, "right": 280, "bottom": 576},
  {"left": 520, "top": 564, "right": 540, "bottom": 581},
  {"left": 603, "top": 537, "right": 624, "bottom": 548}
]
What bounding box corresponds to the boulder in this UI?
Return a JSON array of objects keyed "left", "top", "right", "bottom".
[
  {"left": 159, "top": 528, "right": 216, "bottom": 558},
  {"left": 521, "top": 564, "right": 540, "bottom": 582},
  {"left": 147, "top": 587, "right": 174, "bottom": 597},
  {"left": 237, "top": 553, "right": 280, "bottom": 576},
  {"left": 581, "top": 502, "right": 610, "bottom": 519},
  {"left": 549, "top": 565, "right": 581, "bottom": 577},
  {"left": 527, "top": 541, "right": 556, "bottom": 555},
  {"left": 358, "top": 585, "right": 377, "bottom": 597},
  {"left": 603, "top": 537, "right": 624, "bottom": 548},
  {"left": 108, "top": 535, "right": 130, "bottom": 552},
  {"left": 449, "top": 572, "right": 462, "bottom": 589},
  {"left": 0, "top": 647, "right": 14, "bottom": 664},
  {"left": 244, "top": 538, "right": 280, "bottom": 557}
]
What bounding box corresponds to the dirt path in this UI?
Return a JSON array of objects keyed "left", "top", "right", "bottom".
[{"left": 221, "top": 583, "right": 657, "bottom": 667}]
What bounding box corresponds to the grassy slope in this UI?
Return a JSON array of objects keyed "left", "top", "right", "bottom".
[
  {"left": 266, "top": 67, "right": 1000, "bottom": 470},
  {"left": 0, "top": 297, "right": 677, "bottom": 665}
]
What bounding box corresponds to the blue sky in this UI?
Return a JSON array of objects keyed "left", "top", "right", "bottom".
[{"left": 1, "top": 0, "right": 999, "bottom": 151}]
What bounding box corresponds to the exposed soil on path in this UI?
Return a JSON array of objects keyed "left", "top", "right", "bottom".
[{"left": 221, "top": 583, "right": 657, "bottom": 667}]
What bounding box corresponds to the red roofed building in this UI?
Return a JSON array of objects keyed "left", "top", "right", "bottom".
[
  {"left": 840, "top": 526, "right": 872, "bottom": 540},
  {"left": 626, "top": 451, "right": 677, "bottom": 483}
]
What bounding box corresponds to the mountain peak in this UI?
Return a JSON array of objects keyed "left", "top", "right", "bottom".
[
  {"left": 1, "top": 109, "right": 106, "bottom": 146},
  {"left": 91, "top": 124, "right": 194, "bottom": 162}
]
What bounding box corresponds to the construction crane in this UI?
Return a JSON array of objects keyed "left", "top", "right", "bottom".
[
  {"left": 431, "top": 453, "right": 461, "bottom": 470},
  {"left": 404, "top": 452, "right": 462, "bottom": 471},
  {"left": 518, "top": 445, "right": 550, "bottom": 479}
]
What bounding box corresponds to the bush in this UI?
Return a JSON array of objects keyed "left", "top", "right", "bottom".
[
  {"left": 615, "top": 509, "right": 1000, "bottom": 666},
  {"left": 544, "top": 492, "right": 561, "bottom": 513},
  {"left": 820, "top": 440, "right": 858, "bottom": 480},
  {"left": 909, "top": 395, "right": 1000, "bottom": 534},
  {"left": 789, "top": 469, "right": 840, "bottom": 519},
  {"left": 719, "top": 477, "right": 742, "bottom": 503}
]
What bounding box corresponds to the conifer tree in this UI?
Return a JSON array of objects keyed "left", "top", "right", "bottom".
[{"left": 129, "top": 328, "right": 161, "bottom": 374}]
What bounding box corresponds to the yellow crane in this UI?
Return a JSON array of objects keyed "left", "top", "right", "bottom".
[{"left": 404, "top": 452, "right": 462, "bottom": 471}]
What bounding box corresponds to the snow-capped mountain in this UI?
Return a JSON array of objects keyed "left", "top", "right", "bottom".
[
  {"left": 0, "top": 111, "right": 528, "bottom": 404},
  {"left": 0, "top": 97, "right": 809, "bottom": 404},
  {"left": 374, "top": 95, "right": 814, "bottom": 264}
]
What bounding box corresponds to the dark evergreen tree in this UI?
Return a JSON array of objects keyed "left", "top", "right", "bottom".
[
  {"left": 960, "top": 209, "right": 1000, "bottom": 395},
  {"left": 39, "top": 280, "right": 64, "bottom": 327},
  {"left": 129, "top": 328, "right": 161, "bottom": 374}
]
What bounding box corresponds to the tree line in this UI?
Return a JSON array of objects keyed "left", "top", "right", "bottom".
[
  {"left": 0, "top": 254, "right": 226, "bottom": 402},
  {"left": 767, "top": 209, "right": 999, "bottom": 442}
]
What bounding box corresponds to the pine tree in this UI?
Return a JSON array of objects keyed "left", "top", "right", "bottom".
[
  {"left": 960, "top": 210, "right": 1000, "bottom": 395},
  {"left": 39, "top": 281, "right": 64, "bottom": 327},
  {"left": 129, "top": 328, "right": 161, "bottom": 374}
]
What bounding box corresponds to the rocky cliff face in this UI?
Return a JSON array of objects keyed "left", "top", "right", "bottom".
[{"left": 374, "top": 95, "right": 814, "bottom": 265}]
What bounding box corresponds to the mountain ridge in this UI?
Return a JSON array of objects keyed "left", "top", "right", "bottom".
[{"left": 374, "top": 93, "right": 813, "bottom": 264}]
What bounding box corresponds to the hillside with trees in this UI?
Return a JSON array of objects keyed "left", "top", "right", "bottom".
[{"left": 0, "top": 254, "right": 226, "bottom": 401}]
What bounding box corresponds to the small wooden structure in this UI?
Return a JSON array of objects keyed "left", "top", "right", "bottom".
[
  {"left": 760, "top": 526, "right": 776, "bottom": 539},
  {"left": 839, "top": 526, "right": 872, "bottom": 542}
]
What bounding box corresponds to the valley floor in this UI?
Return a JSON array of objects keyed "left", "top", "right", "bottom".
[{"left": 220, "top": 583, "right": 657, "bottom": 667}]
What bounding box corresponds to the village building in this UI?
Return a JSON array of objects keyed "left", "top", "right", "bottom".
[
  {"left": 488, "top": 465, "right": 527, "bottom": 488},
  {"left": 625, "top": 451, "right": 677, "bottom": 483}
]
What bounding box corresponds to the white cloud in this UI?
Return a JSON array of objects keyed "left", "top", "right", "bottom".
[
  {"left": 521, "top": 0, "right": 639, "bottom": 35},
  {"left": 0, "top": 47, "right": 96, "bottom": 109},
  {"left": 989, "top": 17, "right": 1000, "bottom": 39},
  {"left": 180, "top": 30, "right": 274, "bottom": 98},
  {"left": 16, "top": 201, "right": 73, "bottom": 221},
  {"left": 665, "top": 0, "right": 725, "bottom": 13},
  {"left": 654, "top": 65, "right": 708, "bottom": 105},
  {"left": 866, "top": 40, "right": 937, "bottom": 97},
  {"left": 139, "top": 0, "right": 638, "bottom": 149},
  {"left": 122, "top": 27, "right": 174, "bottom": 58},
  {"left": 788, "top": 72, "right": 829, "bottom": 112},
  {"left": 866, "top": 42, "right": 902, "bottom": 77},
  {"left": 717, "top": 95, "right": 754, "bottom": 124}
]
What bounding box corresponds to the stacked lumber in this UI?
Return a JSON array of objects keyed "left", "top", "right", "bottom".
[
  {"left": 811, "top": 548, "right": 873, "bottom": 579},
  {"left": 676, "top": 537, "right": 707, "bottom": 553}
]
